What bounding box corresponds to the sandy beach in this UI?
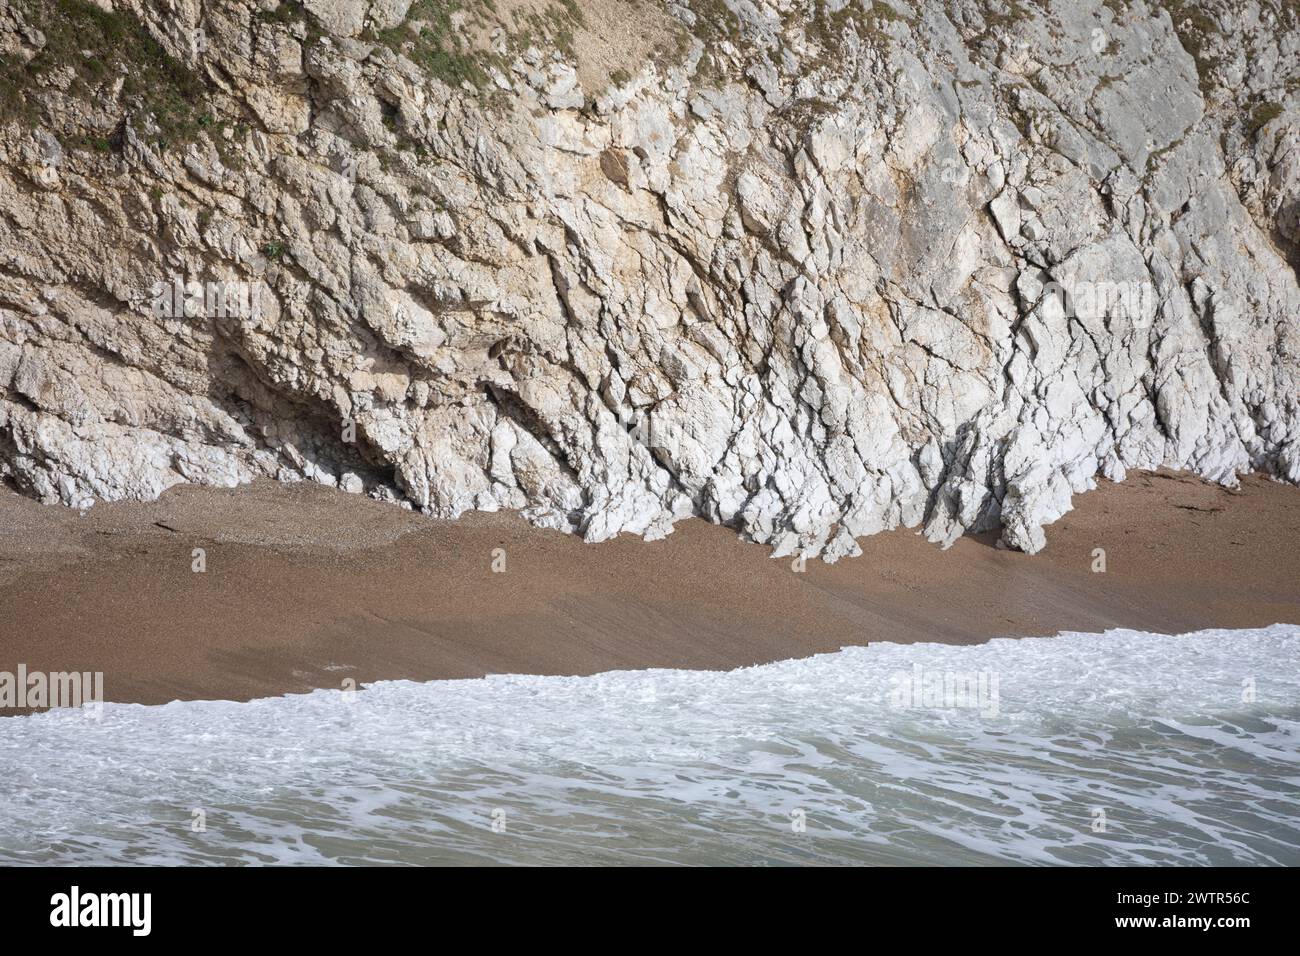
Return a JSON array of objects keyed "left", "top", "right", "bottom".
[{"left": 0, "top": 470, "right": 1297, "bottom": 710}]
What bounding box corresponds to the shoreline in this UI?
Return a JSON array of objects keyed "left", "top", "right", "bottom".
[{"left": 1, "top": 470, "right": 1298, "bottom": 712}]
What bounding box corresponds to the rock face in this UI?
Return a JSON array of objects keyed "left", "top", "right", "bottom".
[{"left": 0, "top": 0, "right": 1297, "bottom": 558}]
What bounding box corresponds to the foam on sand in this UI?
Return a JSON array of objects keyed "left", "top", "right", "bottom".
[{"left": 1, "top": 625, "right": 1297, "bottom": 865}]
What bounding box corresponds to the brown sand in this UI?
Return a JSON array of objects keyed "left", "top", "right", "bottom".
[{"left": 0, "top": 471, "right": 1297, "bottom": 710}]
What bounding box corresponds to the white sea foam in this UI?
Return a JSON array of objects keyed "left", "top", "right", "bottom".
[{"left": 1, "top": 625, "right": 1298, "bottom": 865}]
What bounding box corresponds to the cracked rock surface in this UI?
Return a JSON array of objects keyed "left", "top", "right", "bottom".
[{"left": 1, "top": 0, "right": 1297, "bottom": 558}]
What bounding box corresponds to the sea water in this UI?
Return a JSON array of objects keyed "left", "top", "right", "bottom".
[{"left": 1, "top": 625, "right": 1297, "bottom": 865}]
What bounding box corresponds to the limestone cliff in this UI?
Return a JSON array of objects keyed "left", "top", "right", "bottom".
[{"left": 1, "top": 0, "right": 1297, "bottom": 558}]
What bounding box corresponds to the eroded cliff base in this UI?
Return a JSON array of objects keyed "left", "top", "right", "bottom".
[{"left": 1, "top": 470, "right": 1296, "bottom": 709}]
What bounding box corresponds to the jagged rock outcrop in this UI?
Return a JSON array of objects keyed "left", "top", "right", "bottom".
[{"left": 1, "top": 0, "right": 1297, "bottom": 558}]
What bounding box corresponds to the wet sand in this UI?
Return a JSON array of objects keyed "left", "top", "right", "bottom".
[{"left": 0, "top": 471, "right": 1297, "bottom": 709}]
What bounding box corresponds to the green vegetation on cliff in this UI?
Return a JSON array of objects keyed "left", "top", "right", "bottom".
[{"left": 0, "top": 0, "right": 207, "bottom": 148}]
